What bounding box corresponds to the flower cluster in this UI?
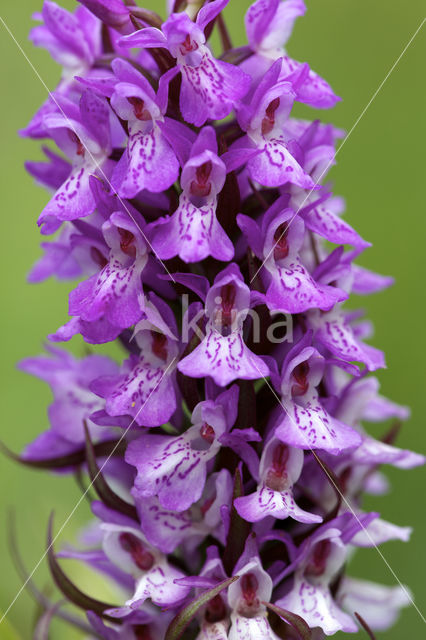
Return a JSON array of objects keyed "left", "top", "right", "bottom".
[{"left": 14, "top": 0, "right": 424, "bottom": 638}]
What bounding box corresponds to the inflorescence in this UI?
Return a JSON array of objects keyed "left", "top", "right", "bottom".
[{"left": 10, "top": 1, "right": 425, "bottom": 638}]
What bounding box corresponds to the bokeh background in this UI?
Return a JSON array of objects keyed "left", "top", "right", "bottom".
[{"left": 0, "top": 0, "right": 425, "bottom": 637}]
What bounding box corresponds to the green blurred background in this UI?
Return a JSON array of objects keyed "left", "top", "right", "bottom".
[{"left": 0, "top": 0, "right": 425, "bottom": 637}]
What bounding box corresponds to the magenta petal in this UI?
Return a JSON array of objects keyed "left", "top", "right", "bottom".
[
  {"left": 275, "top": 404, "right": 362, "bottom": 455},
  {"left": 38, "top": 165, "right": 97, "bottom": 224},
  {"left": 112, "top": 127, "right": 179, "bottom": 197},
  {"left": 266, "top": 260, "right": 346, "bottom": 314},
  {"left": 248, "top": 138, "right": 315, "bottom": 189},
  {"left": 151, "top": 196, "right": 234, "bottom": 263},
  {"left": 180, "top": 55, "right": 251, "bottom": 127},
  {"left": 92, "top": 356, "right": 177, "bottom": 428},
  {"left": 178, "top": 330, "right": 269, "bottom": 387},
  {"left": 126, "top": 432, "right": 211, "bottom": 511},
  {"left": 235, "top": 487, "right": 322, "bottom": 524}
]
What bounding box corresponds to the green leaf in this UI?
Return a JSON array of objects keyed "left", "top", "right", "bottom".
[
  {"left": 263, "top": 602, "right": 312, "bottom": 640},
  {"left": 165, "top": 576, "right": 239, "bottom": 640}
]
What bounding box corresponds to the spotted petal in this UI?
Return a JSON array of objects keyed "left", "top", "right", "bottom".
[
  {"left": 112, "top": 124, "right": 180, "bottom": 198},
  {"left": 275, "top": 401, "right": 361, "bottom": 454},
  {"left": 235, "top": 486, "right": 322, "bottom": 524},
  {"left": 38, "top": 164, "right": 97, "bottom": 225},
  {"left": 180, "top": 53, "right": 251, "bottom": 127},
  {"left": 229, "top": 614, "right": 280, "bottom": 640},
  {"left": 152, "top": 194, "right": 234, "bottom": 263},
  {"left": 69, "top": 255, "right": 146, "bottom": 328},
  {"left": 315, "top": 315, "right": 385, "bottom": 371},
  {"left": 276, "top": 579, "right": 357, "bottom": 635},
  {"left": 266, "top": 259, "right": 346, "bottom": 314},
  {"left": 301, "top": 197, "right": 369, "bottom": 248},
  {"left": 247, "top": 136, "right": 315, "bottom": 189},
  {"left": 178, "top": 329, "right": 269, "bottom": 387},
  {"left": 126, "top": 427, "right": 220, "bottom": 512},
  {"left": 91, "top": 352, "right": 177, "bottom": 428}
]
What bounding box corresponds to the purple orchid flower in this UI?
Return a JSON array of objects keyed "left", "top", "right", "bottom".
[
  {"left": 28, "top": 224, "right": 88, "bottom": 282},
  {"left": 101, "top": 523, "right": 190, "bottom": 611},
  {"left": 28, "top": 204, "right": 111, "bottom": 283},
  {"left": 90, "top": 295, "right": 180, "bottom": 427},
  {"left": 178, "top": 264, "right": 270, "bottom": 386},
  {"left": 88, "top": 608, "right": 173, "bottom": 640},
  {"left": 125, "top": 386, "right": 247, "bottom": 512},
  {"left": 227, "top": 559, "right": 280, "bottom": 639},
  {"left": 18, "top": 346, "right": 118, "bottom": 459},
  {"left": 21, "top": 1, "right": 102, "bottom": 139},
  {"left": 270, "top": 334, "right": 362, "bottom": 453},
  {"left": 30, "top": 1, "right": 101, "bottom": 74},
  {"left": 243, "top": 0, "right": 339, "bottom": 109},
  {"left": 275, "top": 518, "right": 359, "bottom": 635},
  {"left": 283, "top": 127, "right": 370, "bottom": 249},
  {"left": 337, "top": 577, "right": 411, "bottom": 633},
  {"left": 223, "top": 536, "right": 281, "bottom": 640},
  {"left": 136, "top": 468, "right": 232, "bottom": 554},
  {"left": 188, "top": 540, "right": 282, "bottom": 639},
  {"left": 85, "top": 58, "right": 190, "bottom": 198},
  {"left": 178, "top": 547, "right": 230, "bottom": 637},
  {"left": 228, "top": 59, "right": 316, "bottom": 189},
  {"left": 307, "top": 255, "right": 386, "bottom": 371},
  {"left": 120, "top": 1, "right": 251, "bottom": 127},
  {"left": 151, "top": 127, "right": 234, "bottom": 262},
  {"left": 234, "top": 437, "right": 322, "bottom": 524},
  {"left": 238, "top": 199, "right": 347, "bottom": 314},
  {"left": 37, "top": 89, "right": 113, "bottom": 230},
  {"left": 67, "top": 209, "right": 148, "bottom": 337},
  {"left": 309, "top": 306, "right": 386, "bottom": 372}
]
